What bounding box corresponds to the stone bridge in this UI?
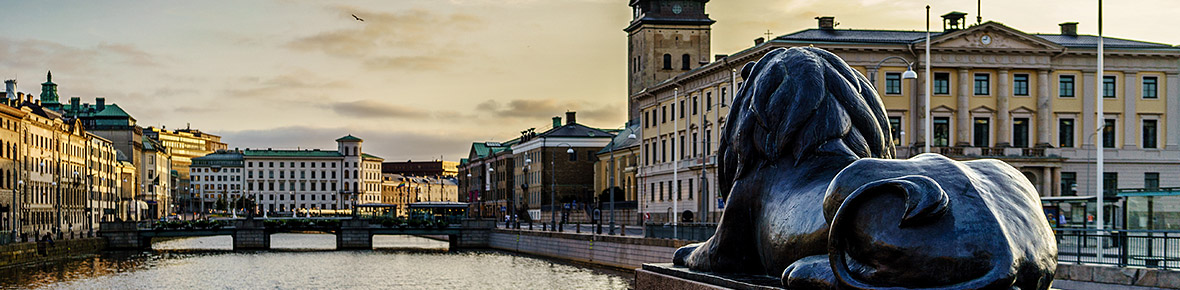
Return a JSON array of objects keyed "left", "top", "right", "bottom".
[{"left": 98, "top": 218, "right": 495, "bottom": 251}]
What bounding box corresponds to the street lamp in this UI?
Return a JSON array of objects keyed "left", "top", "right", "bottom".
[
  {"left": 486, "top": 166, "right": 494, "bottom": 219},
  {"left": 608, "top": 127, "right": 637, "bottom": 235}
]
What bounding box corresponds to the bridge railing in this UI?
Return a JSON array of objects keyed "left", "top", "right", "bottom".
[{"left": 1055, "top": 228, "right": 1180, "bottom": 270}]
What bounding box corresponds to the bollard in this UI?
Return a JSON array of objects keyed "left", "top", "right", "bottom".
[
  {"left": 620, "top": 224, "right": 626, "bottom": 236},
  {"left": 576, "top": 224, "right": 581, "bottom": 233}
]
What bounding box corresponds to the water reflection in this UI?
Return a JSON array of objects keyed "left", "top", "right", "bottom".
[{"left": 0, "top": 234, "right": 632, "bottom": 289}]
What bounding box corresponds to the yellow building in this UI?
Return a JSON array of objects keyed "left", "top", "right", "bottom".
[
  {"left": 593, "top": 122, "right": 641, "bottom": 225},
  {"left": 627, "top": 1, "right": 1180, "bottom": 225}
]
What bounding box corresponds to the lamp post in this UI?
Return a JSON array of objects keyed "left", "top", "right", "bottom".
[
  {"left": 520, "top": 158, "right": 531, "bottom": 229},
  {"left": 609, "top": 127, "right": 637, "bottom": 235},
  {"left": 12, "top": 180, "right": 21, "bottom": 242},
  {"left": 551, "top": 143, "right": 574, "bottom": 232},
  {"left": 465, "top": 172, "right": 472, "bottom": 218},
  {"left": 868, "top": 56, "right": 918, "bottom": 152}
]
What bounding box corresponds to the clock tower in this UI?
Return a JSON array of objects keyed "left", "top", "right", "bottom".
[{"left": 625, "top": 0, "right": 714, "bottom": 118}]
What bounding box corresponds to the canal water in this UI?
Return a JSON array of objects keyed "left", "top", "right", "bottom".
[{"left": 0, "top": 234, "right": 634, "bottom": 289}]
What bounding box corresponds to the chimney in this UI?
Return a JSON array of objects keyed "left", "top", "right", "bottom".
[
  {"left": 1059, "top": 22, "right": 1078, "bottom": 36},
  {"left": 565, "top": 111, "right": 577, "bottom": 125},
  {"left": 96, "top": 97, "right": 105, "bottom": 111},
  {"left": 754, "top": 37, "right": 765, "bottom": 45},
  {"left": 552, "top": 116, "right": 562, "bottom": 128},
  {"left": 70, "top": 97, "right": 80, "bottom": 110},
  {"left": 816, "top": 16, "right": 836, "bottom": 30},
  {"left": 4, "top": 79, "right": 14, "bottom": 101},
  {"left": 714, "top": 54, "right": 729, "bottom": 62}
]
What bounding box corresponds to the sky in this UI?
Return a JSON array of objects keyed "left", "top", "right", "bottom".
[{"left": 3, "top": 0, "right": 1179, "bottom": 162}]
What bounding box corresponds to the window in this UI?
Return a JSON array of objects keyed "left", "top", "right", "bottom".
[
  {"left": 721, "top": 87, "right": 728, "bottom": 107},
  {"left": 676, "top": 180, "right": 682, "bottom": 200},
  {"left": 705, "top": 92, "right": 712, "bottom": 111},
  {"left": 679, "top": 100, "right": 685, "bottom": 118},
  {"left": 973, "top": 118, "right": 990, "bottom": 147},
  {"left": 1143, "top": 76, "right": 1158, "bottom": 99},
  {"left": 933, "top": 117, "right": 950, "bottom": 147},
  {"left": 1013, "top": 118, "right": 1029, "bottom": 148},
  {"left": 662, "top": 54, "right": 672, "bottom": 70},
  {"left": 1059, "top": 75, "right": 1075, "bottom": 97},
  {"left": 885, "top": 72, "right": 902, "bottom": 95},
  {"left": 1103, "top": 172, "right": 1118, "bottom": 196},
  {"left": 1143, "top": 172, "right": 1161, "bottom": 190},
  {"left": 1059, "top": 119, "right": 1075, "bottom": 148},
  {"left": 1143, "top": 119, "right": 1158, "bottom": 149},
  {"left": 1061, "top": 172, "right": 1077, "bottom": 196},
  {"left": 661, "top": 105, "right": 667, "bottom": 123},
  {"left": 681, "top": 54, "right": 691, "bottom": 70},
  {"left": 680, "top": 135, "right": 686, "bottom": 158},
  {"left": 974, "top": 74, "right": 990, "bottom": 95},
  {"left": 688, "top": 179, "right": 693, "bottom": 199},
  {"left": 933, "top": 73, "right": 950, "bottom": 95},
  {"left": 692, "top": 132, "right": 698, "bottom": 156},
  {"left": 661, "top": 139, "right": 667, "bottom": 162},
  {"left": 1103, "top": 119, "right": 1116, "bottom": 148},
  {"left": 692, "top": 96, "right": 698, "bottom": 115},
  {"left": 1013, "top": 74, "right": 1029, "bottom": 96},
  {"left": 1103, "top": 76, "right": 1116, "bottom": 98},
  {"left": 888, "top": 116, "right": 902, "bottom": 146},
  {"left": 644, "top": 111, "right": 650, "bottom": 128}
]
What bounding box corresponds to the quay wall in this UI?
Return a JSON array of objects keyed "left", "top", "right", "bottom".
[
  {"left": 0, "top": 238, "right": 106, "bottom": 269},
  {"left": 488, "top": 229, "right": 690, "bottom": 270}
]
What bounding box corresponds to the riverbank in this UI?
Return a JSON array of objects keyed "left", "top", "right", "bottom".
[{"left": 0, "top": 238, "right": 106, "bottom": 269}]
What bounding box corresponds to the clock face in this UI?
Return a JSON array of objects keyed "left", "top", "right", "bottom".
[
  {"left": 981, "top": 35, "right": 992, "bottom": 45},
  {"left": 672, "top": 4, "right": 683, "bottom": 14}
]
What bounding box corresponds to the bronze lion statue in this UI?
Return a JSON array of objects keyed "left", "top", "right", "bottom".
[{"left": 672, "top": 47, "right": 1057, "bottom": 289}]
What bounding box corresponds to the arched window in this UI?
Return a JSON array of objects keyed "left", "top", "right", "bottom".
[
  {"left": 662, "top": 54, "right": 672, "bottom": 70},
  {"left": 682, "top": 54, "right": 691, "bottom": 70}
]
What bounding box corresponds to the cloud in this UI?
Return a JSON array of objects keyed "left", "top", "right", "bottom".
[
  {"left": 224, "top": 71, "right": 349, "bottom": 99},
  {"left": 218, "top": 126, "right": 473, "bottom": 161},
  {"left": 0, "top": 38, "right": 161, "bottom": 74},
  {"left": 330, "top": 99, "right": 430, "bottom": 119},
  {"left": 474, "top": 98, "right": 624, "bottom": 126},
  {"left": 286, "top": 6, "right": 482, "bottom": 71}
]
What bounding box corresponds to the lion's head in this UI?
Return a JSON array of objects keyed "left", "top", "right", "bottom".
[{"left": 719, "top": 47, "right": 894, "bottom": 197}]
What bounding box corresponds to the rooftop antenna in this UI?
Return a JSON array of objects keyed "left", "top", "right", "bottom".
[{"left": 976, "top": 0, "right": 982, "bottom": 24}]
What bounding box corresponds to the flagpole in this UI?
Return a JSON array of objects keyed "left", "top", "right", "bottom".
[{"left": 1095, "top": 0, "right": 1106, "bottom": 262}]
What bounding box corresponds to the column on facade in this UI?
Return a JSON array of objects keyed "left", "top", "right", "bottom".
[
  {"left": 1052, "top": 168, "right": 1062, "bottom": 197},
  {"left": 914, "top": 67, "right": 927, "bottom": 148},
  {"left": 957, "top": 68, "right": 971, "bottom": 146},
  {"left": 997, "top": 68, "right": 1011, "bottom": 147},
  {"left": 1037, "top": 69, "right": 1052, "bottom": 147},
  {"left": 1082, "top": 71, "right": 1097, "bottom": 148},
  {"left": 1168, "top": 73, "right": 1180, "bottom": 150},
  {"left": 1041, "top": 167, "right": 1053, "bottom": 197},
  {"left": 1123, "top": 71, "right": 1139, "bottom": 149}
]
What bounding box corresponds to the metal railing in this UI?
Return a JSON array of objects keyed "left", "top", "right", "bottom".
[{"left": 1055, "top": 228, "right": 1180, "bottom": 270}]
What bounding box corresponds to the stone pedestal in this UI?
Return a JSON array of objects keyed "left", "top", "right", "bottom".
[
  {"left": 232, "top": 219, "right": 269, "bottom": 250},
  {"left": 336, "top": 219, "right": 372, "bottom": 250},
  {"left": 636, "top": 263, "right": 782, "bottom": 290}
]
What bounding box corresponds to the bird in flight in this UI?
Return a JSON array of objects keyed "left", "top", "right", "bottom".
[{"left": 352, "top": 14, "right": 364, "bottom": 22}]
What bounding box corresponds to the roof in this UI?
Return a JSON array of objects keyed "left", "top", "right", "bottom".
[
  {"left": 778, "top": 29, "right": 938, "bottom": 44},
  {"left": 539, "top": 122, "right": 613, "bottom": 139},
  {"left": 142, "top": 135, "right": 166, "bottom": 152},
  {"left": 362, "top": 153, "right": 384, "bottom": 160},
  {"left": 242, "top": 149, "right": 343, "bottom": 158},
  {"left": 192, "top": 151, "right": 244, "bottom": 161},
  {"left": 336, "top": 135, "right": 363, "bottom": 142},
  {"left": 778, "top": 25, "right": 1178, "bottom": 50},
  {"left": 597, "top": 122, "right": 641, "bottom": 154},
  {"left": 1033, "top": 34, "right": 1175, "bottom": 49}
]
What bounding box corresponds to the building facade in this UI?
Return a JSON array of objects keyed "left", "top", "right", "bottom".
[
  {"left": 511, "top": 113, "right": 614, "bottom": 223},
  {"left": 627, "top": 2, "right": 1180, "bottom": 225},
  {"left": 146, "top": 126, "right": 227, "bottom": 215},
  {"left": 190, "top": 135, "right": 384, "bottom": 215},
  {"left": 381, "top": 160, "right": 458, "bottom": 178},
  {"left": 593, "top": 122, "right": 641, "bottom": 225}
]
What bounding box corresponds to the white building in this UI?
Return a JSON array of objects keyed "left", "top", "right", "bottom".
[{"left": 190, "top": 135, "right": 384, "bottom": 215}]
